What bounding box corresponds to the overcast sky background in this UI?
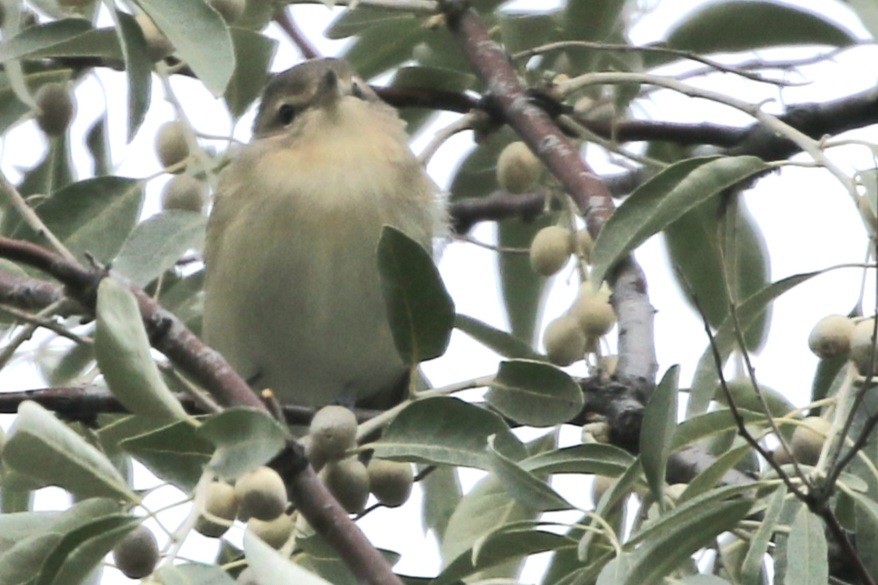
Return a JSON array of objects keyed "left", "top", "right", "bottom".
[{"left": 2, "top": 0, "right": 877, "bottom": 582}]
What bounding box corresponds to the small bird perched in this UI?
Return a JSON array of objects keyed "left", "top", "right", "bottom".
[{"left": 203, "top": 58, "right": 439, "bottom": 407}]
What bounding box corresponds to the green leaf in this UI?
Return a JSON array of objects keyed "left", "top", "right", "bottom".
[
  {"left": 377, "top": 226, "right": 454, "bottom": 365},
  {"left": 740, "top": 485, "right": 785, "bottom": 585},
  {"left": 224, "top": 28, "right": 276, "bottom": 119},
  {"left": 153, "top": 564, "right": 237, "bottom": 585},
  {"left": 597, "top": 555, "right": 633, "bottom": 585},
  {"left": 134, "top": 0, "right": 234, "bottom": 95},
  {"left": 454, "top": 314, "right": 541, "bottom": 360},
  {"left": 663, "top": 1, "right": 858, "bottom": 58},
  {"left": 326, "top": 7, "right": 411, "bottom": 39},
  {"left": 786, "top": 505, "right": 828, "bottom": 585},
  {"left": 0, "top": 533, "right": 63, "bottom": 585},
  {"left": 665, "top": 195, "right": 770, "bottom": 350},
  {"left": 0, "top": 498, "right": 121, "bottom": 555},
  {"left": 16, "top": 176, "right": 144, "bottom": 264},
  {"left": 522, "top": 443, "right": 635, "bottom": 477},
  {"left": 96, "top": 415, "right": 167, "bottom": 457},
  {"left": 486, "top": 359, "right": 583, "bottom": 426},
  {"left": 577, "top": 458, "right": 643, "bottom": 560},
  {"left": 437, "top": 525, "right": 574, "bottom": 585},
  {"left": 441, "top": 474, "right": 537, "bottom": 582},
  {"left": 421, "top": 465, "right": 461, "bottom": 542},
  {"left": 391, "top": 65, "right": 476, "bottom": 134},
  {"left": 688, "top": 269, "right": 832, "bottom": 416},
  {"left": 563, "top": 0, "right": 626, "bottom": 43},
  {"left": 810, "top": 354, "right": 848, "bottom": 407},
  {"left": 369, "top": 396, "right": 525, "bottom": 469},
  {"left": 0, "top": 21, "right": 122, "bottom": 63},
  {"left": 486, "top": 436, "right": 572, "bottom": 512},
  {"left": 671, "top": 409, "right": 765, "bottom": 451},
  {"left": 338, "top": 12, "right": 422, "bottom": 79},
  {"left": 713, "top": 378, "right": 796, "bottom": 421},
  {"left": 113, "top": 10, "right": 151, "bottom": 141},
  {"left": 94, "top": 278, "right": 189, "bottom": 422},
  {"left": 245, "top": 533, "right": 333, "bottom": 585},
  {"left": 640, "top": 366, "right": 679, "bottom": 504},
  {"left": 85, "top": 115, "right": 111, "bottom": 177},
  {"left": 120, "top": 420, "right": 212, "bottom": 491},
  {"left": 678, "top": 442, "right": 753, "bottom": 503},
  {"left": 40, "top": 342, "right": 95, "bottom": 386},
  {"left": 3, "top": 401, "right": 137, "bottom": 502},
  {"left": 590, "top": 156, "right": 770, "bottom": 285},
  {"left": 540, "top": 514, "right": 593, "bottom": 585},
  {"left": 113, "top": 210, "right": 206, "bottom": 287},
  {"left": 0, "top": 20, "right": 97, "bottom": 62},
  {"left": 474, "top": 526, "right": 574, "bottom": 573},
  {"left": 198, "top": 408, "right": 286, "bottom": 480},
  {"left": 36, "top": 515, "right": 140, "bottom": 585},
  {"left": 294, "top": 533, "right": 400, "bottom": 585},
  {"left": 623, "top": 500, "right": 752, "bottom": 585},
  {"left": 157, "top": 268, "right": 204, "bottom": 335},
  {"left": 17, "top": 132, "right": 75, "bottom": 197},
  {"left": 0, "top": 485, "right": 33, "bottom": 514},
  {"left": 498, "top": 11, "right": 560, "bottom": 55}
]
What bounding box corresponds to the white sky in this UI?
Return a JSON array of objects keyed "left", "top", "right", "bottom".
[{"left": 2, "top": 0, "right": 877, "bottom": 583}]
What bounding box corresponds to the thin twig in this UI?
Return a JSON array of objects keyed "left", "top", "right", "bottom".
[
  {"left": 0, "top": 303, "right": 91, "bottom": 346},
  {"left": 418, "top": 113, "right": 476, "bottom": 165},
  {"left": 0, "top": 300, "right": 66, "bottom": 370},
  {"left": 558, "top": 71, "right": 860, "bottom": 206},
  {"left": 0, "top": 173, "right": 77, "bottom": 264},
  {"left": 513, "top": 40, "right": 802, "bottom": 86},
  {"left": 274, "top": 7, "right": 320, "bottom": 59},
  {"left": 693, "top": 294, "right": 807, "bottom": 500},
  {"left": 288, "top": 0, "right": 437, "bottom": 11},
  {"left": 452, "top": 234, "right": 529, "bottom": 254}
]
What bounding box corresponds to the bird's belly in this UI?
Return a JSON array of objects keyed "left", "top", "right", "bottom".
[{"left": 204, "top": 189, "right": 424, "bottom": 407}]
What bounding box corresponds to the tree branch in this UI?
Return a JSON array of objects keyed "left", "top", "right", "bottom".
[
  {"left": 274, "top": 8, "right": 320, "bottom": 60},
  {"left": 437, "top": 0, "right": 658, "bottom": 388},
  {"left": 0, "top": 236, "right": 405, "bottom": 585},
  {"left": 0, "top": 237, "right": 265, "bottom": 411}
]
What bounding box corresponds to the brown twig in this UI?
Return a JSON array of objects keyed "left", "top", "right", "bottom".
[
  {"left": 695, "top": 294, "right": 875, "bottom": 585},
  {"left": 514, "top": 40, "right": 801, "bottom": 86},
  {"left": 0, "top": 236, "right": 264, "bottom": 409},
  {"left": 0, "top": 236, "right": 404, "bottom": 585},
  {"left": 448, "top": 191, "right": 545, "bottom": 233},
  {"left": 437, "top": 0, "right": 658, "bottom": 389},
  {"left": 274, "top": 7, "right": 320, "bottom": 59},
  {"left": 272, "top": 443, "right": 405, "bottom": 585}
]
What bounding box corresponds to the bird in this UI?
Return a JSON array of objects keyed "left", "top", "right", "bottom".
[{"left": 203, "top": 58, "right": 440, "bottom": 408}]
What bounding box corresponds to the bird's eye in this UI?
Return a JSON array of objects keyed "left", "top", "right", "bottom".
[
  {"left": 351, "top": 82, "right": 365, "bottom": 100},
  {"left": 278, "top": 104, "right": 297, "bottom": 125}
]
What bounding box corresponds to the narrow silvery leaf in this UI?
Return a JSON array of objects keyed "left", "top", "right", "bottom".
[
  {"left": 198, "top": 409, "right": 286, "bottom": 480},
  {"left": 135, "top": 0, "right": 235, "bottom": 95},
  {"left": 245, "top": 533, "right": 332, "bottom": 585},
  {"left": 487, "top": 359, "right": 583, "bottom": 427},
  {"left": 640, "top": 366, "right": 679, "bottom": 505},
  {"left": 370, "top": 396, "right": 525, "bottom": 469},
  {"left": 94, "top": 278, "right": 189, "bottom": 423},
  {"left": 377, "top": 226, "right": 454, "bottom": 365},
  {"left": 590, "top": 156, "right": 770, "bottom": 285},
  {"left": 786, "top": 505, "right": 828, "bottom": 585},
  {"left": 3, "top": 402, "right": 137, "bottom": 502}
]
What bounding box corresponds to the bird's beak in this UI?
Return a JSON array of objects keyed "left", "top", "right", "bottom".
[{"left": 313, "top": 69, "right": 343, "bottom": 109}]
